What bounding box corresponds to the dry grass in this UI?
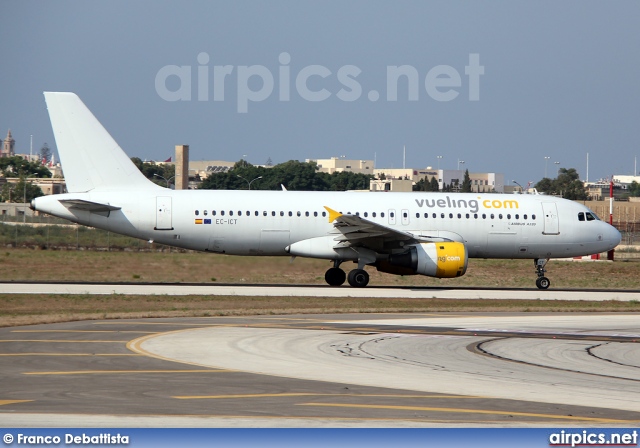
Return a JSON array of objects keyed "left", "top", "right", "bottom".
[{"left": 1, "top": 248, "right": 640, "bottom": 327}]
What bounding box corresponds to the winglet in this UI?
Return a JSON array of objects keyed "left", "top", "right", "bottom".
[{"left": 323, "top": 206, "right": 342, "bottom": 223}]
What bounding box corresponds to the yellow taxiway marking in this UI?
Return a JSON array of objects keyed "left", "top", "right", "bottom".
[
  {"left": 0, "top": 340, "right": 125, "bottom": 343},
  {"left": 24, "top": 369, "right": 235, "bottom": 375},
  {"left": 300, "top": 403, "right": 630, "bottom": 423},
  {"left": 174, "top": 393, "right": 481, "bottom": 400},
  {"left": 0, "top": 400, "right": 33, "bottom": 406},
  {"left": 0, "top": 353, "right": 141, "bottom": 356},
  {"left": 12, "top": 330, "right": 156, "bottom": 334}
]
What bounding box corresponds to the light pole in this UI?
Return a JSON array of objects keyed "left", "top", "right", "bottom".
[
  {"left": 23, "top": 174, "right": 37, "bottom": 224},
  {"left": 512, "top": 180, "right": 524, "bottom": 193},
  {"left": 437, "top": 155, "right": 442, "bottom": 170},
  {"left": 457, "top": 159, "right": 465, "bottom": 171},
  {"left": 153, "top": 174, "right": 175, "bottom": 188},
  {"left": 237, "top": 175, "right": 262, "bottom": 190},
  {"left": 554, "top": 161, "right": 560, "bottom": 177},
  {"left": 544, "top": 156, "right": 550, "bottom": 178}
]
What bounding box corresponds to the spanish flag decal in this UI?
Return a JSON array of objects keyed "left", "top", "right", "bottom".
[{"left": 195, "top": 219, "right": 203, "bottom": 224}]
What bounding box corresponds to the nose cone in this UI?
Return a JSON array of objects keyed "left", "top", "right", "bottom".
[{"left": 606, "top": 224, "right": 622, "bottom": 250}]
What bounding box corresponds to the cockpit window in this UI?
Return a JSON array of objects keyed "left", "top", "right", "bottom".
[
  {"left": 586, "top": 212, "right": 598, "bottom": 221},
  {"left": 578, "top": 212, "right": 585, "bottom": 221}
]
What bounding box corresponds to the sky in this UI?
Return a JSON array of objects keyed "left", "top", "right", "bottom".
[{"left": 1, "top": 1, "right": 639, "bottom": 188}]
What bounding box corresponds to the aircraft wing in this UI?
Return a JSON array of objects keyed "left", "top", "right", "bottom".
[{"left": 324, "top": 206, "right": 450, "bottom": 252}]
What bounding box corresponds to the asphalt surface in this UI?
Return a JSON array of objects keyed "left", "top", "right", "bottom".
[{"left": 1, "top": 313, "right": 640, "bottom": 427}]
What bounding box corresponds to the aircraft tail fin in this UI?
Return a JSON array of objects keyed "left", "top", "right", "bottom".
[{"left": 43, "top": 92, "right": 159, "bottom": 193}]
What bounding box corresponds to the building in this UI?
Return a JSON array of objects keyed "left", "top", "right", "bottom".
[
  {"left": 307, "top": 157, "right": 374, "bottom": 175},
  {"left": 1, "top": 129, "right": 15, "bottom": 158}
]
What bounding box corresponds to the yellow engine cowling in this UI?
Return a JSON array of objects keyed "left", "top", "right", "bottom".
[{"left": 376, "top": 242, "right": 468, "bottom": 278}]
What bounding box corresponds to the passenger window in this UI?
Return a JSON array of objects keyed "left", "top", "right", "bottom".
[
  {"left": 372, "top": 212, "right": 377, "bottom": 218},
  {"left": 322, "top": 211, "right": 326, "bottom": 217},
  {"left": 195, "top": 210, "right": 200, "bottom": 216},
  {"left": 507, "top": 214, "right": 511, "bottom": 219},
  {"left": 297, "top": 211, "right": 301, "bottom": 217},
  {"left": 515, "top": 214, "right": 519, "bottom": 219},
  {"left": 449, "top": 213, "right": 453, "bottom": 218},
  {"left": 490, "top": 214, "right": 494, "bottom": 219},
  {"left": 314, "top": 211, "right": 318, "bottom": 217},
  {"left": 474, "top": 214, "right": 478, "bottom": 219},
  {"left": 390, "top": 212, "right": 395, "bottom": 218},
  {"left": 433, "top": 213, "right": 437, "bottom": 218},
  {"left": 280, "top": 211, "right": 284, "bottom": 216},
  {"left": 255, "top": 211, "right": 258, "bottom": 216},
  {"left": 229, "top": 211, "right": 234, "bottom": 216},
  {"left": 403, "top": 212, "right": 408, "bottom": 218},
  {"left": 272, "top": 211, "right": 276, "bottom": 216},
  {"left": 416, "top": 213, "right": 420, "bottom": 218},
  {"left": 441, "top": 213, "right": 445, "bottom": 219},
  {"left": 203, "top": 210, "right": 208, "bottom": 216},
  {"left": 523, "top": 214, "right": 528, "bottom": 220},
  {"left": 289, "top": 211, "right": 293, "bottom": 217},
  {"left": 482, "top": 214, "right": 486, "bottom": 219},
  {"left": 381, "top": 212, "right": 385, "bottom": 218},
  {"left": 499, "top": 214, "right": 502, "bottom": 219},
  {"left": 247, "top": 211, "right": 250, "bottom": 216},
  {"left": 305, "top": 211, "right": 309, "bottom": 217},
  {"left": 457, "top": 213, "right": 461, "bottom": 219},
  {"left": 364, "top": 212, "right": 368, "bottom": 217},
  {"left": 532, "top": 214, "right": 536, "bottom": 220},
  {"left": 237, "top": 211, "right": 241, "bottom": 216},
  {"left": 466, "top": 213, "right": 469, "bottom": 219},
  {"left": 212, "top": 210, "right": 216, "bottom": 216},
  {"left": 425, "top": 213, "right": 429, "bottom": 218}
]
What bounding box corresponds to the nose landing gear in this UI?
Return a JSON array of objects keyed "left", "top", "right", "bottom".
[{"left": 534, "top": 258, "right": 550, "bottom": 289}]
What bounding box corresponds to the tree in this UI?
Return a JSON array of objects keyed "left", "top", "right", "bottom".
[
  {"left": 461, "top": 169, "right": 472, "bottom": 192},
  {"left": 0, "top": 177, "right": 44, "bottom": 203},
  {"left": 534, "top": 167, "right": 588, "bottom": 200},
  {"left": 429, "top": 176, "right": 440, "bottom": 191},
  {"left": 628, "top": 181, "right": 640, "bottom": 197},
  {"left": 0, "top": 156, "right": 52, "bottom": 178},
  {"left": 131, "top": 157, "right": 176, "bottom": 187},
  {"left": 39, "top": 143, "right": 51, "bottom": 164}
]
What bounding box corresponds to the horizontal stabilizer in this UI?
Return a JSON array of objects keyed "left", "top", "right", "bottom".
[{"left": 59, "top": 199, "right": 121, "bottom": 214}]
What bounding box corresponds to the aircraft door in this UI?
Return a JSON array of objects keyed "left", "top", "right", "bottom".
[
  {"left": 388, "top": 209, "right": 396, "bottom": 225},
  {"left": 401, "top": 209, "right": 410, "bottom": 226},
  {"left": 155, "top": 196, "right": 173, "bottom": 230},
  {"left": 542, "top": 202, "right": 560, "bottom": 235}
]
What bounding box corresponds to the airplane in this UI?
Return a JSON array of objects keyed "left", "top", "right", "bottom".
[{"left": 31, "top": 92, "right": 622, "bottom": 290}]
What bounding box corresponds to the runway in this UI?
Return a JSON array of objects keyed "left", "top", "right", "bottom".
[
  {"left": 2, "top": 282, "right": 640, "bottom": 300},
  {"left": 1, "top": 312, "right": 640, "bottom": 427}
]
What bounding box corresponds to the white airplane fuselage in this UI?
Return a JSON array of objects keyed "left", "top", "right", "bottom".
[{"left": 34, "top": 188, "right": 620, "bottom": 260}]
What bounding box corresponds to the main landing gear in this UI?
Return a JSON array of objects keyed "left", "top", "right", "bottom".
[
  {"left": 324, "top": 260, "right": 370, "bottom": 288},
  {"left": 534, "top": 258, "right": 551, "bottom": 290}
]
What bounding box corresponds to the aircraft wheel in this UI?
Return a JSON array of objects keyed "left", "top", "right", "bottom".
[
  {"left": 325, "top": 267, "right": 346, "bottom": 286},
  {"left": 536, "top": 276, "right": 550, "bottom": 290},
  {"left": 347, "top": 269, "right": 369, "bottom": 288}
]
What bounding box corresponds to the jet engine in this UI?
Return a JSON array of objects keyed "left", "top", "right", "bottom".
[{"left": 376, "top": 242, "right": 468, "bottom": 278}]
